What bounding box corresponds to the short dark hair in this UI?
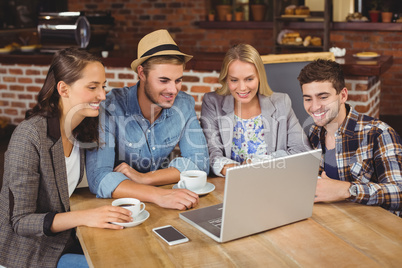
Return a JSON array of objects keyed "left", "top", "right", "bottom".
[{"left": 297, "top": 59, "right": 345, "bottom": 94}]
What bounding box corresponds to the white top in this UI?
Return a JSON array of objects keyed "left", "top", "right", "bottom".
[{"left": 65, "top": 141, "right": 80, "bottom": 197}]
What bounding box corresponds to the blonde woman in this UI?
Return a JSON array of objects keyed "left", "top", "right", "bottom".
[{"left": 201, "top": 44, "right": 309, "bottom": 176}]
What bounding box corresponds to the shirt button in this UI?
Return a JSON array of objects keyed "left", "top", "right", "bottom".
[
  {"left": 128, "top": 143, "right": 132, "bottom": 146},
  {"left": 147, "top": 130, "right": 151, "bottom": 133},
  {"left": 152, "top": 147, "right": 155, "bottom": 150}
]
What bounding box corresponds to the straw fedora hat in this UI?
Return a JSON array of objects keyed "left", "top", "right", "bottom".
[{"left": 130, "top": 29, "right": 193, "bottom": 73}]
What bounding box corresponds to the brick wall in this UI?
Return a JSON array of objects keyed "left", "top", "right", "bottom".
[
  {"left": 1, "top": 0, "right": 401, "bottom": 124},
  {"left": 0, "top": 63, "right": 220, "bottom": 124},
  {"left": 345, "top": 76, "right": 381, "bottom": 118},
  {"left": 330, "top": 30, "right": 402, "bottom": 115},
  {"left": 65, "top": 0, "right": 401, "bottom": 115}
]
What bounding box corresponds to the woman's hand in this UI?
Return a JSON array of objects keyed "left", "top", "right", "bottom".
[{"left": 80, "top": 205, "right": 134, "bottom": 230}]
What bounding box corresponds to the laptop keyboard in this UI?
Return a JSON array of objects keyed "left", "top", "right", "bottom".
[{"left": 208, "top": 217, "right": 222, "bottom": 229}]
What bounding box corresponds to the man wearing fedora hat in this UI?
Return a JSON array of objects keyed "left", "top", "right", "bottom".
[{"left": 86, "top": 29, "right": 210, "bottom": 210}]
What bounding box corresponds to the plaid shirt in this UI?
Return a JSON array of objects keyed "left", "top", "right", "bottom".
[{"left": 309, "top": 104, "right": 402, "bottom": 217}]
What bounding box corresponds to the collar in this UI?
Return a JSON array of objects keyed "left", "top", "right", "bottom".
[
  {"left": 47, "top": 116, "right": 61, "bottom": 142},
  {"left": 126, "top": 82, "right": 142, "bottom": 116},
  {"left": 338, "top": 104, "right": 356, "bottom": 138}
]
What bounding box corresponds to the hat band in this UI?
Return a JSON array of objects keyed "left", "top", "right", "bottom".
[{"left": 140, "top": 44, "right": 181, "bottom": 58}]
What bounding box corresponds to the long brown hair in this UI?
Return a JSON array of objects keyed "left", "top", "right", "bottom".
[{"left": 25, "top": 47, "right": 103, "bottom": 145}]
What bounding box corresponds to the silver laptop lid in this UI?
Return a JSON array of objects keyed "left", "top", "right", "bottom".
[{"left": 220, "top": 149, "right": 321, "bottom": 242}]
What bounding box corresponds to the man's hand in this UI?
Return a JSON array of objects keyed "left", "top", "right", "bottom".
[
  {"left": 114, "top": 162, "right": 147, "bottom": 184},
  {"left": 314, "top": 171, "right": 351, "bottom": 202},
  {"left": 155, "top": 188, "right": 199, "bottom": 210}
]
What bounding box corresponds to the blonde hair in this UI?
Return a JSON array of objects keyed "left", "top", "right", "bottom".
[{"left": 216, "top": 44, "right": 272, "bottom": 96}]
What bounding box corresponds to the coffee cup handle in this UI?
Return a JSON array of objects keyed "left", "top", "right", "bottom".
[
  {"left": 139, "top": 202, "right": 146, "bottom": 213},
  {"left": 177, "top": 180, "right": 186, "bottom": 189}
]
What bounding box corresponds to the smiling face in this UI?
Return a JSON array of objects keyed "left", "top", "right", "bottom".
[
  {"left": 139, "top": 63, "right": 184, "bottom": 110},
  {"left": 302, "top": 81, "right": 348, "bottom": 129},
  {"left": 227, "top": 60, "right": 259, "bottom": 106},
  {"left": 60, "top": 61, "right": 106, "bottom": 121}
]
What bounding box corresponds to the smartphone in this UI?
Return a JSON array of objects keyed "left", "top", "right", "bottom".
[{"left": 152, "top": 225, "right": 189, "bottom": 246}]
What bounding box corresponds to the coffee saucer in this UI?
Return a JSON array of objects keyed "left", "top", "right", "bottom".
[
  {"left": 112, "top": 210, "right": 150, "bottom": 228},
  {"left": 172, "top": 182, "right": 215, "bottom": 195}
]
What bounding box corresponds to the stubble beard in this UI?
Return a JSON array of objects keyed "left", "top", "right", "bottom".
[{"left": 143, "top": 79, "right": 175, "bottom": 109}]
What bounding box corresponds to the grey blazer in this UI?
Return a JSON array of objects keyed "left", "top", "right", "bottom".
[
  {"left": 200, "top": 91, "right": 310, "bottom": 176},
  {"left": 0, "top": 116, "right": 84, "bottom": 268}
]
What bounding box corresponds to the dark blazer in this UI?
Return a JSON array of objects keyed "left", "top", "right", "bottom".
[
  {"left": 0, "top": 116, "right": 84, "bottom": 268},
  {"left": 201, "top": 92, "right": 311, "bottom": 176}
]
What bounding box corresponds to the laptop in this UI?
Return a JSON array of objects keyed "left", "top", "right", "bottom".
[{"left": 179, "top": 149, "right": 322, "bottom": 243}]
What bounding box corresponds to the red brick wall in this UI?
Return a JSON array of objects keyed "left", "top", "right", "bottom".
[
  {"left": 0, "top": 64, "right": 220, "bottom": 124},
  {"left": 330, "top": 30, "right": 402, "bottom": 115},
  {"left": 66, "top": 0, "right": 402, "bottom": 115}
]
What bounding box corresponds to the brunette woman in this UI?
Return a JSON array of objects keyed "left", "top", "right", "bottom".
[{"left": 0, "top": 48, "right": 133, "bottom": 268}]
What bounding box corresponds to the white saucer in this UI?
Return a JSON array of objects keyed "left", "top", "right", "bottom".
[
  {"left": 111, "top": 210, "right": 150, "bottom": 228},
  {"left": 172, "top": 182, "right": 215, "bottom": 195}
]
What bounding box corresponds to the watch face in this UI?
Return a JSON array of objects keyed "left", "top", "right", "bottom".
[{"left": 349, "top": 184, "right": 357, "bottom": 197}]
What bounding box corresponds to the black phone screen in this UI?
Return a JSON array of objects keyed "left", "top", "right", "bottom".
[{"left": 154, "top": 226, "right": 186, "bottom": 242}]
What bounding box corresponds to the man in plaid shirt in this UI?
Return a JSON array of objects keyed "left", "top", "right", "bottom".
[{"left": 298, "top": 59, "right": 402, "bottom": 217}]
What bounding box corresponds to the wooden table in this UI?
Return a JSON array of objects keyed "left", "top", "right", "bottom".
[{"left": 70, "top": 177, "right": 402, "bottom": 268}]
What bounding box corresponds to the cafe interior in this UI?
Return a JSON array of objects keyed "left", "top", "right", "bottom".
[{"left": 1, "top": 0, "right": 402, "bottom": 267}]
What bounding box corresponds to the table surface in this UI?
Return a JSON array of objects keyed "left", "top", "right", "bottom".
[{"left": 70, "top": 177, "right": 402, "bottom": 268}]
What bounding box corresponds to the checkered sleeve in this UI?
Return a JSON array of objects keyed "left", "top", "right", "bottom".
[{"left": 351, "top": 126, "right": 402, "bottom": 214}]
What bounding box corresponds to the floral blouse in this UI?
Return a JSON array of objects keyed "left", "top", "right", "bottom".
[{"left": 231, "top": 114, "right": 268, "bottom": 163}]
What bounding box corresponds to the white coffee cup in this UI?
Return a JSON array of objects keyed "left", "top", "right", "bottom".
[
  {"left": 178, "top": 170, "right": 207, "bottom": 192},
  {"left": 112, "top": 198, "right": 145, "bottom": 218}
]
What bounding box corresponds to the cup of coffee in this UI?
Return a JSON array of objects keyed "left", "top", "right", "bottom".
[
  {"left": 178, "top": 170, "right": 207, "bottom": 192},
  {"left": 112, "top": 198, "right": 145, "bottom": 218}
]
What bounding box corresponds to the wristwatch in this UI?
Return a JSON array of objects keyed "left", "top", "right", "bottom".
[{"left": 348, "top": 184, "right": 357, "bottom": 198}]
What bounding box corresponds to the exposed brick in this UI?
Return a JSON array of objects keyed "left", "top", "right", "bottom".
[
  {"left": 26, "top": 69, "right": 41, "bottom": 75},
  {"left": 1, "top": 92, "right": 15, "bottom": 98},
  {"left": 27, "top": 86, "right": 41, "bottom": 93},
  {"left": 4, "top": 109, "right": 18, "bottom": 115},
  {"left": 11, "top": 102, "right": 26, "bottom": 108},
  {"left": 17, "top": 94, "right": 33, "bottom": 100},
  {"left": 9, "top": 69, "right": 23, "bottom": 75},
  {"left": 203, "top": 77, "right": 219, "bottom": 84},
  {"left": 109, "top": 82, "right": 125, "bottom": 88},
  {"left": 106, "top": 72, "right": 115, "bottom": 79},
  {"left": 190, "top": 86, "right": 211, "bottom": 93},
  {"left": 10, "top": 85, "right": 24, "bottom": 91},
  {"left": 18, "top": 78, "right": 33, "bottom": 84},
  {"left": 183, "top": 76, "right": 200, "bottom": 82},
  {"left": 118, "top": 73, "right": 134, "bottom": 80},
  {"left": 345, "top": 82, "right": 353, "bottom": 90},
  {"left": 348, "top": 93, "right": 368, "bottom": 102},
  {"left": 3, "top": 77, "right": 16, "bottom": 83},
  {"left": 355, "top": 83, "right": 368, "bottom": 91}
]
